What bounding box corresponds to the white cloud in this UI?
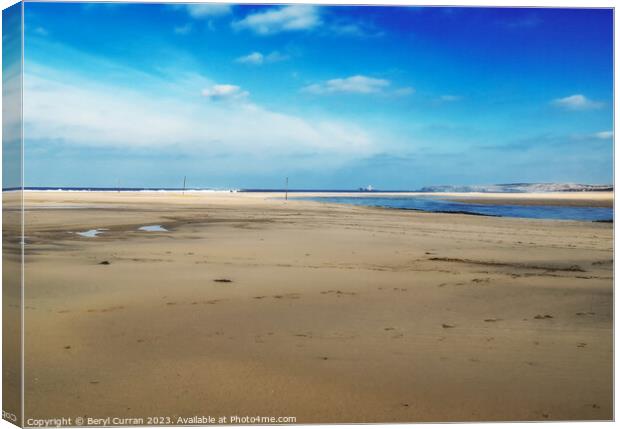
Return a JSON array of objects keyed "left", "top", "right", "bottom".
[
  {"left": 174, "top": 23, "right": 193, "bottom": 35},
  {"left": 330, "top": 23, "right": 365, "bottom": 37},
  {"left": 303, "top": 75, "right": 407, "bottom": 95},
  {"left": 328, "top": 20, "right": 384, "bottom": 38},
  {"left": 183, "top": 4, "right": 232, "bottom": 18},
  {"left": 440, "top": 95, "right": 462, "bottom": 102},
  {"left": 595, "top": 131, "right": 613, "bottom": 139},
  {"left": 23, "top": 65, "right": 377, "bottom": 163},
  {"left": 393, "top": 87, "right": 415, "bottom": 96},
  {"left": 552, "top": 94, "right": 603, "bottom": 110},
  {"left": 232, "top": 5, "right": 321, "bottom": 35},
  {"left": 201, "top": 84, "right": 249, "bottom": 101},
  {"left": 235, "top": 51, "right": 289, "bottom": 65},
  {"left": 3, "top": 55, "right": 21, "bottom": 146},
  {"left": 265, "top": 51, "right": 289, "bottom": 63},
  {"left": 34, "top": 27, "right": 49, "bottom": 36},
  {"left": 236, "top": 52, "right": 264, "bottom": 65}
]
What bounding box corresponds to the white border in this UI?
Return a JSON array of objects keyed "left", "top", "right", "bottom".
[{"left": 0, "top": 1, "right": 615, "bottom": 429}]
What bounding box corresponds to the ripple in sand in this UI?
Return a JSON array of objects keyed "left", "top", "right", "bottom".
[{"left": 138, "top": 225, "right": 168, "bottom": 232}]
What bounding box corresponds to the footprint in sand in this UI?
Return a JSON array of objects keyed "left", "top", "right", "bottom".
[
  {"left": 102, "top": 306, "right": 124, "bottom": 312},
  {"left": 534, "top": 314, "right": 553, "bottom": 319},
  {"left": 321, "top": 290, "right": 356, "bottom": 296},
  {"left": 442, "top": 323, "right": 456, "bottom": 329},
  {"left": 484, "top": 318, "right": 502, "bottom": 322},
  {"left": 214, "top": 278, "right": 233, "bottom": 283},
  {"left": 577, "top": 342, "right": 587, "bottom": 348},
  {"left": 273, "top": 293, "right": 300, "bottom": 299},
  {"left": 87, "top": 306, "right": 125, "bottom": 313}
]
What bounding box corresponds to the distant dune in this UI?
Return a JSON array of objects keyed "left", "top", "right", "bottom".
[{"left": 418, "top": 183, "right": 613, "bottom": 193}]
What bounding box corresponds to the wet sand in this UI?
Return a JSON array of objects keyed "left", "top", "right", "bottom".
[{"left": 21, "top": 191, "right": 612, "bottom": 423}]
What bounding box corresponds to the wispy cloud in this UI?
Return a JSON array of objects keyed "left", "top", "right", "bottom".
[
  {"left": 552, "top": 94, "right": 603, "bottom": 110},
  {"left": 303, "top": 75, "right": 389, "bottom": 94},
  {"left": 594, "top": 130, "right": 613, "bottom": 139},
  {"left": 181, "top": 4, "right": 232, "bottom": 18},
  {"left": 328, "top": 20, "right": 384, "bottom": 38},
  {"left": 24, "top": 64, "right": 377, "bottom": 165},
  {"left": 232, "top": 5, "right": 321, "bottom": 35},
  {"left": 34, "top": 26, "right": 49, "bottom": 36},
  {"left": 439, "top": 95, "right": 462, "bottom": 102},
  {"left": 236, "top": 52, "right": 264, "bottom": 65},
  {"left": 235, "top": 51, "right": 289, "bottom": 65},
  {"left": 393, "top": 87, "right": 415, "bottom": 96},
  {"left": 202, "top": 84, "right": 249, "bottom": 101},
  {"left": 303, "top": 75, "right": 412, "bottom": 96},
  {"left": 173, "top": 23, "right": 193, "bottom": 35}
]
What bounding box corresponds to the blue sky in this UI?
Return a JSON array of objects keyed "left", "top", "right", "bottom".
[
  {"left": 21, "top": 3, "right": 613, "bottom": 189},
  {"left": 3, "top": 3, "right": 22, "bottom": 189}
]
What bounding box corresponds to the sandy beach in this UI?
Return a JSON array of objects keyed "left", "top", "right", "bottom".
[{"left": 21, "top": 191, "right": 612, "bottom": 423}]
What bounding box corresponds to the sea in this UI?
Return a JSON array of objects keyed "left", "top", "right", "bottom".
[
  {"left": 10, "top": 187, "right": 613, "bottom": 222},
  {"left": 293, "top": 195, "right": 613, "bottom": 222}
]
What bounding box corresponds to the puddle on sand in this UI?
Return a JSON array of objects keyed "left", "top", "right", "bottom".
[
  {"left": 76, "top": 229, "right": 108, "bottom": 238},
  {"left": 138, "top": 225, "right": 168, "bottom": 232}
]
